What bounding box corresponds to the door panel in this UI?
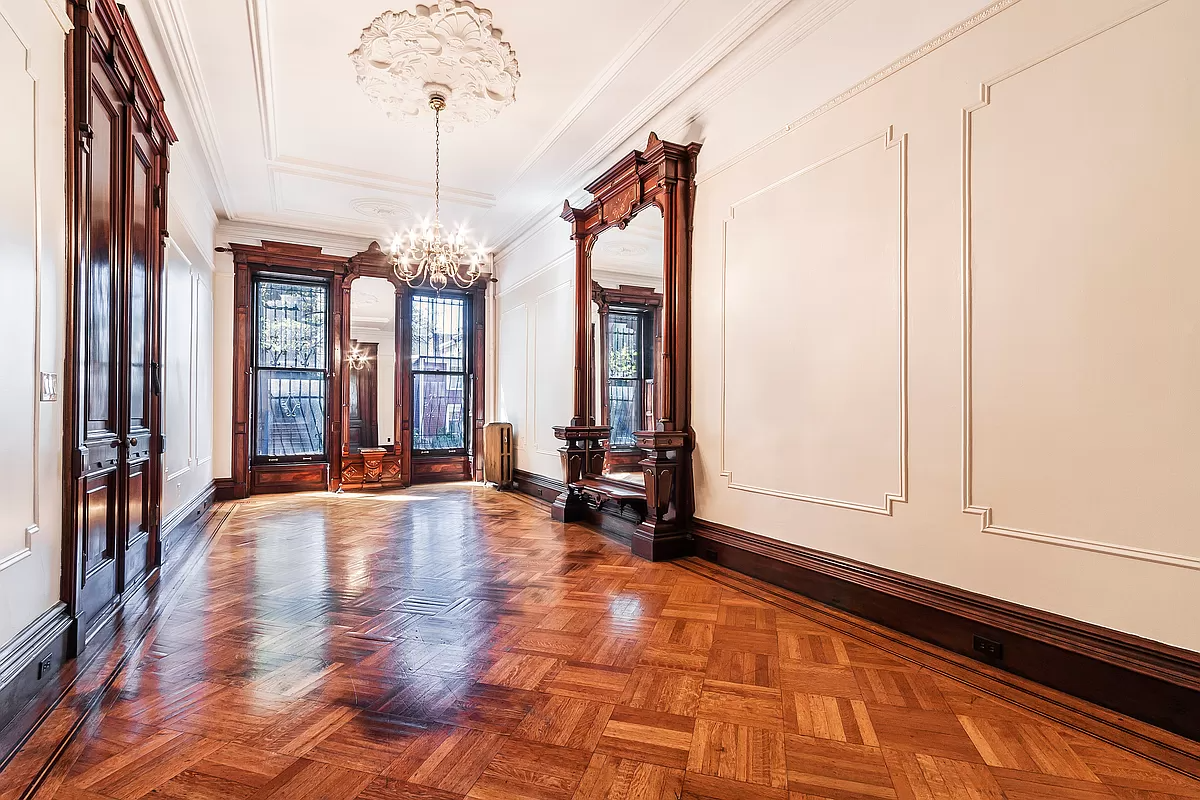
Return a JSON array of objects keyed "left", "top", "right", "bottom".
[
  {"left": 123, "top": 131, "right": 156, "bottom": 590},
  {"left": 78, "top": 474, "right": 118, "bottom": 636},
  {"left": 76, "top": 64, "right": 123, "bottom": 641}
]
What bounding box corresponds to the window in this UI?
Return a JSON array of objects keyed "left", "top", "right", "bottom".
[
  {"left": 606, "top": 310, "right": 644, "bottom": 448},
  {"left": 411, "top": 293, "right": 469, "bottom": 452},
  {"left": 253, "top": 278, "right": 329, "bottom": 460}
]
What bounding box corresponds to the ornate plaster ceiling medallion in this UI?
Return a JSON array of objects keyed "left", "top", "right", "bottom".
[
  {"left": 349, "top": 1, "right": 520, "bottom": 127},
  {"left": 350, "top": 198, "right": 414, "bottom": 221}
]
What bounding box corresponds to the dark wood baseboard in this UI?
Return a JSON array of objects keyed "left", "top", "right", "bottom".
[
  {"left": 0, "top": 605, "right": 73, "bottom": 754},
  {"left": 213, "top": 477, "right": 242, "bottom": 501},
  {"left": 692, "top": 518, "right": 1200, "bottom": 754},
  {"left": 161, "top": 482, "right": 216, "bottom": 563},
  {"left": 512, "top": 468, "right": 637, "bottom": 546},
  {"left": 512, "top": 468, "right": 564, "bottom": 503}
]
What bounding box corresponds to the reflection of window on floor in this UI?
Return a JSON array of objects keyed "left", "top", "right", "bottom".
[
  {"left": 411, "top": 293, "right": 468, "bottom": 452},
  {"left": 253, "top": 278, "right": 328, "bottom": 459},
  {"left": 606, "top": 310, "right": 643, "bottom": 448}
]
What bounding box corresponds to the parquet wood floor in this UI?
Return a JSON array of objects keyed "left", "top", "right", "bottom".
[{"left": 5, "top": 484, "right": 1198, "bottom": 800}]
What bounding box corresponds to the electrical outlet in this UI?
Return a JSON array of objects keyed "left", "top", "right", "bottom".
[
  {"left": 37, "top": 654, "right": 52, "bottom": 679},
  {"left": 703, "top": 549, "right": 718, "bottom": 562},
  {"left": 973, "top": 635, "right": 1003, "bottom": 660}
]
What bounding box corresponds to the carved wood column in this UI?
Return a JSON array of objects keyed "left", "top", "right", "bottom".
[{"left": 633, "top": 430, "right": 689, "bottom": 561}]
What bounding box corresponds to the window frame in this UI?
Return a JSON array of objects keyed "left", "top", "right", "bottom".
[
  {"left": 410, "top": 289, "right": 472, "bottom": 457},
  {"left": 250, "top": 273, "right": 332, "bottom": 465}
]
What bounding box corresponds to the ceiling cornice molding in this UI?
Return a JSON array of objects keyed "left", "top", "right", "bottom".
[
  {"left": 144, "top": 0, "right": 235, "bottom": 214},
  {"left": 696, "top": 0, "right": 1022, "bottom": 184},
  {"left": 492, "top": 0, "right": 795, "bottom": 253},
  {"left": 500, "top": 0, "right": 692, "bottom": 194},
  {"left": 657, "top": 0, "right": 855, "bottom": 142},
  {"left": 245, "top": 0, "right": 278, "bottom": 160}
]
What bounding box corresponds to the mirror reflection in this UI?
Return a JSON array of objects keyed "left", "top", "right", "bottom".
[
  {"left": 590, "top": 205, "right": 664, "bottom": 484},
  {"left": 347, "top": 276, "right": 397, "bottom": 453}
]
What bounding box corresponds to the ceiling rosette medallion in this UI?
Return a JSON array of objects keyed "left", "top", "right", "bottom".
[{"left": 350, "top": 0, "right": 520, "bottom": 127}]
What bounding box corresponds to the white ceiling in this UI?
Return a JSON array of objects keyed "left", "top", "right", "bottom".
[
  {"left": 145, "top": 0, "right": 994, "bottom": 256},
  {"left": 148, "top": 0, "right": 853, "bottom": 250}
]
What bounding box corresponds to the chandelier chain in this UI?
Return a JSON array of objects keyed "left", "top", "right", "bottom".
[{"left": 439, "top": 104, "right": 444, "bottom": 226}]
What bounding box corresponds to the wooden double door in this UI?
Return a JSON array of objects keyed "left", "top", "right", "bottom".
[{"left": 66, "top": 0, "right": 176, "bottom": 650}]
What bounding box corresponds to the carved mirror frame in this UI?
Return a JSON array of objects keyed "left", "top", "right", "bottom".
[{"left": 554, "top": 132, "right": 701, "bottom": 561}]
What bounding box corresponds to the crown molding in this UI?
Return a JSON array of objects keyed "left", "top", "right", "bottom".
[
  {"left": 245, "top": 0, "right": 278, "bottom": 160},
  {"left": 696, "top": 0, "right": 1021, "bottom": 184},
  {"left": 144, "top": 0, "right": 235, "bottom": 214},
  {"left": 657, "top": 0, "right": 855, "bottom": 142}
]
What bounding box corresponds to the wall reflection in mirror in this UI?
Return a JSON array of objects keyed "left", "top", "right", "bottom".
[
  {"left": 347, "top": 276, "right": 397, "bottom": 453},
  {"left": 589, "top": 205, "right": 663, "bottom": 485}
]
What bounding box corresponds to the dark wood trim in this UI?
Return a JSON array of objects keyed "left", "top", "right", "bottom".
[
  {"left": 229, "top": 242, "right": 347, "bottom": 498},
  {"left": 512, "top": 469, "right": 638, "bottom": 547},
  {"left": 557, "top": 133, "right": 701, "bottom": 557},
  {"left": 512, "top": 468, "right": 565, "bottom": 504},
  {"left": 62, "top": 0, "right": 177, "bottom": 659},
  {"left": 0, "top": 605, "right": 74, "bottom": 760},
  {"left": 213, "top": 477, "right": 239, "bottom": 501},
  {"left": 691, "top": 517, "right": 1200, "bottom": 753},
  {"left": 229, "top": 241, "right": 489, "bottom": 496}
]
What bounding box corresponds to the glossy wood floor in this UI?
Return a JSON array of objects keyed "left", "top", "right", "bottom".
[{"left": 10, "top": 484, "right": 1200, "bottom": 799}]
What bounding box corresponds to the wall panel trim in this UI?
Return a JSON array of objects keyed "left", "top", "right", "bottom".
[
  {"left": 719, "top": 128, "right": 908, "bottom": 515},
  {"left": 0, "top": 5, "right": 45, "bottom": 574},
  {"left": 959, "top": 0, "right": 1199, "bottom": 571}
]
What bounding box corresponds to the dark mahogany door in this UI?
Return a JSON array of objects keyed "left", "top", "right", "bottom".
[
  {"left": 121, "top": 121, "right": 160, "bottom": 590},
  {"left": 74, "top": 62, "right": 124, "bottom": 644},
  {"left": 72, "top": 55, "right": 165, "bottom": 648}
]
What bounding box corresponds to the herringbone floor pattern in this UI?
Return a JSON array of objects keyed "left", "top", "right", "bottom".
[{"left": 10, "top": 484, "right": 1200, "bottom": 799}]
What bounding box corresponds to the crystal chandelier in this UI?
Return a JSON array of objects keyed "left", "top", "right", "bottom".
[{"left": 388, "top": 93, "right": 486, "bottom": 291}]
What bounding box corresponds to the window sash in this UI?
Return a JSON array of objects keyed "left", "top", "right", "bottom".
[
  {"left": 411, "top": 292, "right": 470, "bottom": 455},
  {"left": 252, "top": 276, "right": 330, "bottom": 463}
]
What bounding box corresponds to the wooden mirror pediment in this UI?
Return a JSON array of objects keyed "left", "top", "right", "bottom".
[{"left": 553, "top": 132, "right": 701, "bottom": 561}]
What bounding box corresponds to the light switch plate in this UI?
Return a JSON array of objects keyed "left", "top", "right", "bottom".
[{"left": 40, "top": 372, "right": 58, "bottom": 402}]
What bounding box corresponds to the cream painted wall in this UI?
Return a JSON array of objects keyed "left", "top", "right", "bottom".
[
  {"left": 211, "top": 253, "right": 234, "bottom": 481},
  {"left": 0, "top": 0, "right": 217, "bottom": 647},
  {"left": 495, "top": 243, "right": 575, "bottom": 480},
  {"left": 0, "top": 0, "right": 70, "bottom": 648},
  {"left": 496, "top": 0, "right": 1200, "bottom": 651}
]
